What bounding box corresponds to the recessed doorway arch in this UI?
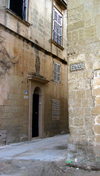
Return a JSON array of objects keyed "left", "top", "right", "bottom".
[{"left": 28, "top": 75, "right": 49, "bottom": 140}]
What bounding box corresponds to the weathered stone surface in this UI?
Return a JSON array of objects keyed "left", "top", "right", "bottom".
[
  {"left": 82, "top": 99, "right": 89, "bottom": 107},
  {"left": 85, "top": 26, "right": 96, "bottom": 40},
  {"left": 95, "top": 116, "right": 100, "bottom": 124},
  {"left": 68, "top": 0, "right": 100, "bottom": 159},
  {"left": 85, "top": 116, "right": 93, "bottom": 126},
  {"left": 85, "top": 108, "right": 92, "bottom": 116},
  {"left": 79, "top": 29, "right": 85, "bottom": 43},
  {"left": 72, "top": 31, "right": 78, "bottom": 42},
  {"left": 74, "top": 118, "right": 84, "bottom": 126},
  {"left": 76, "top": 90, "right": 85, "bottom": 99},
  {"left": 93, "top": 106, "right": 100, "bottom": 115},
  {"left": 95, "top": 97, "right": 100, "bottom": 106},
  {"left": 68, "top": 21, "right": 84, "bottom": 31},
  {"left": 95, "top": 135, "right": 100, "bottom": 142},
  {"left": 0, "top": 0, "right": 68, "bottom": 143},
  {"left": 85, "top": 89, "right": 92, "bottom": 98},
  {"left": 94, "top": 125, "right": 100, "bottom": 134},
  {"left": 93, "top": 88, "right": 100, "bottom": 96},
  {"left": 83, "top": 71, "right": 93, "bottom": 79},
  {"left": 71, "top": 108, "right": 84, "bottom": 117},
  {"left": 68, "top": 91, "right": 76, "bottom": 99}
]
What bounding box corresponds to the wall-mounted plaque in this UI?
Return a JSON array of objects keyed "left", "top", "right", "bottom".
[
  {"left": 70, "top": 62, "right": 84, "bottom": 72},
  {"left": 24, "top": 96, "right": 29, "bottom": 99}
]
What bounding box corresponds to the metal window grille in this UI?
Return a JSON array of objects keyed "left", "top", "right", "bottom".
[
  {"left": 53, "top": 7, "right": 62, "bottom": 46},
  {"left": 52, "top": 99, "right": 60, "bottom": 120},
  {"left": 53, "top": 62, "right": 61, "bottom": 83}
]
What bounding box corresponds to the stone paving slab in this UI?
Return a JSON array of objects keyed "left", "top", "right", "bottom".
[{"left": 0, "top": 134, "right": 69, "bottom": 161}]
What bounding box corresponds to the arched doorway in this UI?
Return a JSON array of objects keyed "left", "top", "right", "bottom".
[
  {"left": 32, "top": 87, "right": 40, "bottom": 137},
  {"left": 28, "top": 75, "right": 49, "bottom": 140}
]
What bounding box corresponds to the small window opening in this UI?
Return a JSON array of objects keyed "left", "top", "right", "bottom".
[{"left": 9, "top": 0, "right": 27, "bottom": 21}]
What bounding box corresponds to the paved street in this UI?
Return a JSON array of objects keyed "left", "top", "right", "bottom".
[
  {"left": 0, "top": 134, "right": 100, "bottom": 176},
  {"left": 0, "top": 135, "right": 69, "bottom": 161}
]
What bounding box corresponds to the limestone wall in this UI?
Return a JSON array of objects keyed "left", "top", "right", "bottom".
[
  {"left": 0, "top": 0, "right": 67, "bottom": 60},
  {"left": 0, "top": 0, "right": 68, "bottom": 143},
  {"left": 67, "top": 0, "right": 100, "bottom": 159}
]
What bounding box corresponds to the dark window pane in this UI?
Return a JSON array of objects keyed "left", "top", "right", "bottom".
[
  {"left": 54, "top": 72, "right": 56, "bottom": 81},
  {"left": 54, "top": 22, "right": 58, "bottom": 33},
  {"left": 57, "top": 74, "right": 59, "bottom": 81},
  {"left": 54, "top": 62, "right": 57, "bottom": 72},
  {"left": 10, "top": 0, "right": 23, "bottom": 19},
  {"left": 53, "top": 32, "right": 58, "bottom": 43},
  {"left": 54, "top": 10, "right": 57, "bottom": 21},
  {"left": 57, "top": 25, "right": 61, "bottom": 35},
  {"left": 58, "top": 15, "right": 62, "bottom": 25},
  {"left": 58, "top": 36, "right": 62, "bottom": 46},
  {"left": 58, "top": 65, "right": 60, "bottom": 73},
  {"left": 57, "top": 74, "right": 60, "bottom": 82}
]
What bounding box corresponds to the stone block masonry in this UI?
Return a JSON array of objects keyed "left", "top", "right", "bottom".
[
  {"left": 67, "top": 0, "right": 100, "bottom": 161},
  {"left": 0, "top": 0, "right": 68, "bottom": 143}
]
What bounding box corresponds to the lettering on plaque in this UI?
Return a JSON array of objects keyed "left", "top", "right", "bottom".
[
  {"left": 24, "top": 96, "right": 29, "bottom": 99},
  {"left": 70, "top": 62, "right": 84, "bottom": 72}
]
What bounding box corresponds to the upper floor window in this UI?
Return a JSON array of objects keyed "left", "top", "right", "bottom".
[
  {"left": 53, "top": 7, "right": 62, "bottom": 46},
  {"left": 53, "top": 62, "right": 61, "bottom": 83},
  {"left": 9, "top": 0, "right": 28, "bottom": 21}
]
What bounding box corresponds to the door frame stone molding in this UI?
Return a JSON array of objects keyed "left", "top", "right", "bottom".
[{"left": 28, "top": 75, "right": 49, "bottom": 140}]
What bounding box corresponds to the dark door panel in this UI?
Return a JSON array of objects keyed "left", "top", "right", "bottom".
[{"left": 32, "top": 94, "right": 39, "bottom": 137}]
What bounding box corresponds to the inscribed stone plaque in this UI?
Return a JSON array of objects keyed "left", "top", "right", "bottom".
[
  {"left": 24, "top": 96, "right": 29, "bottom": 99},
  {"left": 70, "top": 62, "right": 84, "bottom": 72}
]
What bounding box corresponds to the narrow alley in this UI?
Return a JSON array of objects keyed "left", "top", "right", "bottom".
[{"left": 0, "top": 135, "right": 100, "bottom": 176}]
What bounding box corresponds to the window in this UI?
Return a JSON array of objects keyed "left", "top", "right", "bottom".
[
  {"left": 53, "top": 7, "right": 62, "bottom": 46},
  {"left": 52, "top": 99, "right": 60, "bottom": 120},
  {"left": 9, "top": 0, "right": 28, "bottom": 21},
  {"left": 53, "top": 62, "right": 61, "bottom": 83}
]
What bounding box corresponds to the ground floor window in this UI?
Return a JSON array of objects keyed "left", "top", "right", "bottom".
[{"left": 52, "top": 99, "right": 60, "bottom": 120}]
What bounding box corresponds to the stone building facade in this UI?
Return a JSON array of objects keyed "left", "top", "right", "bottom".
[
  {"left": 0, "top": 0, "right": 68, "bottom": 143},
  {"left": 67, "top": 0, "right": 100, "bottom": 160}
]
